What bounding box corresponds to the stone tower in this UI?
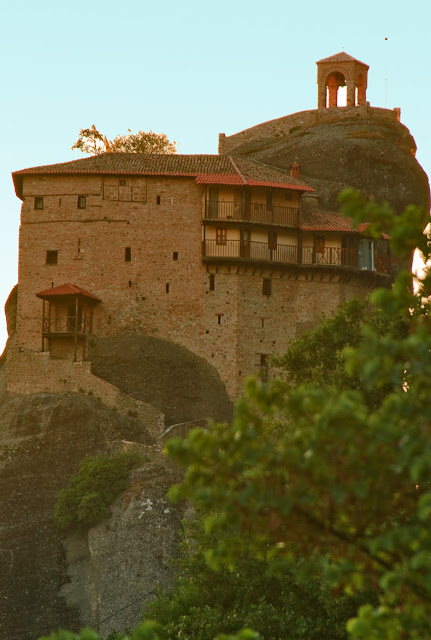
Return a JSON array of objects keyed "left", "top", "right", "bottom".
[{"left": 317, "top": 51, "right": 369, "bottom": 108}]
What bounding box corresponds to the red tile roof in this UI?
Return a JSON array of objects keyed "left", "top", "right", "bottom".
[
  {"left": 316, "top": 51, "right": 369, "bottom": 68},
  {"left": 36, "top": 282, "right": 101, "bottom": 301},
  {"left": 300, "top": 209, "right": 390, "bottom": 238},
  {"left": 13, "top": 153, "right": 314, "bottom": 197}
]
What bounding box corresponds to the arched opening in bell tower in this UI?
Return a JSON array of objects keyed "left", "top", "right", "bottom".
[{"left": 326, "top": 72, "right": 347, "bottom": 107}]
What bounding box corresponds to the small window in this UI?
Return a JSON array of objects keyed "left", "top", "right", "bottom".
[
  {"left": 34, "top": 197, "right": 44, "bottom": 210},
  {"left": 209, "top": 274, "right": 215, "bottom": 291},
  {"left": 156, "top": 195, "right": 161, "bottom": 205},
  {"left": 119, "top": 179, "right": 126, "bottom": 186},
  {"left": 216, "top": 228, "right": 227, "bottom": 245},
  {"left": 77, "top": 195, "right": 86, "bottom": 209},
  {"left": 46, "top": 250, "right": 58, "bottom": 265},
  {"left": 166, "top": 283, "right": 170, "bottom": 293},
  {"left": 128, "top": 280, "right": 132, "bottom": 288},
  {"left": 260, "top": 354, "right": 269, "bottom": 382},
  {"left": 125, "top": 247, "right": 132, "bottom": 262},
  {"left": 262, "top": 278, "right": 271, "bottom": 296},
  {"left": 217, "top": 314, "right": 222, "bottom": 325},
  {"left": 173, "top": 252, "right": 178, "bottom": 261}
]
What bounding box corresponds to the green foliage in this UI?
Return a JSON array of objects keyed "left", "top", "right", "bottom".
[
  {"left": 166, "top": 193, "right": 431, "bottom": 639},
  {"left": 144, "top": 518, "right": 373, "bottom": 640},
  {"left": 72, "top": 125, "right": 177, "bottom": 155},
  {"left": 54, "top": 451, "right": 142, "bottom": 531},
  {"left": 38, "top": 622, "right": 161, "bottom": 640}
]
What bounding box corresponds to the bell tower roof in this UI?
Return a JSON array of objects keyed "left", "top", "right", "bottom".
[{"left": 317, "top": 51, "right": 369, "bottom": 68}]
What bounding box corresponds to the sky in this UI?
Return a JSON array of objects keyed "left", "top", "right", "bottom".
[{"left": 1, "top": 0, "right": 430, "bottom": 352}]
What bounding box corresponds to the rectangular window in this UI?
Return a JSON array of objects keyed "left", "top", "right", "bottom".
[
  {"left": 262, "top": 278, "right": 271, "bottom": 296},
  {"left": 34, "top": 197, "right": 44, "bottom": 210},
  {"left": 209, "top": 274, "right": 215, "bottom": 291},
  {"left": 260, "top": 354, "right": 269, "bottom": 382},
  {"left": 125, "top": 247, "right": 132, "bottom": 262},
  {"left": 216, "top": 228, "right": 227, "bottom": 245},
  {"left": 156, "top": 195, "right": 161, "bottom": 205},
  {"left": 46, "top": 250, "right": 58, "bottom": 265},
  {"left": 77, "top": 195, "right": 87, "bottom": 209},
  {"left": 166, "top": 283, "right": 170, "bottom": 293},
  {"left": 173, "top": 251, "right": 178, "bottom": 261}
]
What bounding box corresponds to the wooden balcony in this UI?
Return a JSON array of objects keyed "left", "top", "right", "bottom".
[
  {"left": 43, "top": 316, "right": 92, "bottom": 337},
  {"left": 205, "top": 201, "right": 299, "bottom": 227},
  {"left": 203, "top": 241, "right": 390, "bottom": 274}
]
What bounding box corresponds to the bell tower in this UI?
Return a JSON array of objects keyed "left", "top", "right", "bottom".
[{"left": 317, "top": 52, "right": 369, "bottom": 109}]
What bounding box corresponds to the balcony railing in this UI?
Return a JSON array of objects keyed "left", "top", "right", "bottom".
[
  {"left": 43, "top": 316, "right": 92, "bottom": 335},
  {"left": 302, "top": 247, "right": 358, "bottom": 266},
  {"left": 205, "top": 201, "right": 299, "bottom": 226},
  {"left": 203, "top": 241, "right": 390, "bottom": 274}
]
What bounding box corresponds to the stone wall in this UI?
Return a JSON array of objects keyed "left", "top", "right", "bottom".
[
  {"left": 6, "top": 348, "right": 164, "bottom": 436},
  {"left": 218, "top": 104, "right": 404, "bottom": 156},
  {"left": 13, "top": 171, "right": 389, "bottom": 403}
]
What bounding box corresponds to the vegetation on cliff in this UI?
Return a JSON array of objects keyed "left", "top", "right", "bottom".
[{"left": 54, "top": 451, "right": 143, "bottom": 531}]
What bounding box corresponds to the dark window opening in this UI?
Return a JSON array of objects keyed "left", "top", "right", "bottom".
[
  {"left": 125, "top": 247, "right": 132, "bottom": 262},
  {"left": 35, "top": 197, "right": 44, "bottom": 210},
  {"left": 261, "top": 318, "right": 265, "bottom": 328},
  {"left": 260, "top": 354, "right": 269, "bottom": 381},
  {"left": 46, "top": 250, "right": 58, "bottom": 265},
  {"left": 173, "top": 252, "right": 178, "bottom": 261},
  {"left": 217, "top": 314, "right": 222, "bottom": 325},
  {"left": 262, "top": 278, "right": 271, "bottom": 296},
  {"left": 128, "top": 280, "right": 132, "bottom": 288},
  {"left": 216, "top": 228, "right": 227, "bottom": 245},
  {"left": 268, "top": 231, "right": 277, "bottom": 251},
  {"left": 166, "top": 283, "right": 170, "bottom": 293},
  {"left": 77, "top": 195, "right": 87, "bottom": 209},
  {"left": 156, "top": 195, "right": 161, "bottom": 205},
  {"left": 209, "top": 274, "right": 215, "bottom": 291}
]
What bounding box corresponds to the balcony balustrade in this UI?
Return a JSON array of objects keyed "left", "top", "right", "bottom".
[
  {"left": 205, "top": 201, "right": 299, "bottom": 226},
  {"left": 43, "top": 316, "right": 92, "bottom": 335},
  {"left": 203, "top": 240, "right": 389, "bottom": 274}
]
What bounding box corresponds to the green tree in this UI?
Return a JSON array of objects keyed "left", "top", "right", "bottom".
[
  {"left": 166, "top": 192, "right": 431, "bottom": 639},
  {"left": 143, "top": 518, "right": 373, "bottom": 640},
  {"left": 72, "top": 126, "right": 177, "bottom": 155},
  {"left": 54, "top": 451, "right": 142, "bottom": 531}
]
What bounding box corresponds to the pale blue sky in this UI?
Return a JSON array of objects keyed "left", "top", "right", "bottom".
[{"left": 1, "top": 0, "right": 430, "bottom": 351}]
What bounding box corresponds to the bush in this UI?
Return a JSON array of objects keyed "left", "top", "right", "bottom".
[{"left": 54, "top": 451, "right": 142, "bottom": 531}]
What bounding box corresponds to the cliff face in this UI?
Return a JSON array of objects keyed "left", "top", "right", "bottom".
[
  {"left": 0, "top": 391, "right": 182, "bottom": 640},
  {"left": 221, "top": 107, "right": 430, "bottom": 213}
]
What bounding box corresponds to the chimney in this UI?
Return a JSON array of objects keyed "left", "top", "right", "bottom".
[{"left": 290, "top": 161, "right": 300, "bottom": 179}]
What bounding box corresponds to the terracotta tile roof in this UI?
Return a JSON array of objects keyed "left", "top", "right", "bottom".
[
  {"left": 301, "top": 209, "right": 361, "bottom": 232},
  {"left": 300, "top": 210, "right": 390, "bottom": 238},
  {"left": 13, "top": 153, "right": 314, "bottom": 197},
  {"left": 36, "top": 282, "right": 101, "bottom": 301},
  {"left": 316, "top": 51, "right": 369, "bottom": 68}
]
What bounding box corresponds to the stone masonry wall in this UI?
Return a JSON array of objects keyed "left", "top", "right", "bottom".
[
  {"left": 218, "top": 104, "right": 403, "bottom": 156},
  {"left": 6, "top": 348, "right": 164, "bottom": 436},
  {"left": 13, "top": 172, "right": 385, "bottom": 403}
]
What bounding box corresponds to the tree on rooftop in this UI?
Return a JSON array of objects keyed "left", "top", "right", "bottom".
[{"left": 72, "top": 125, "right": 178, "bottom": 155}]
